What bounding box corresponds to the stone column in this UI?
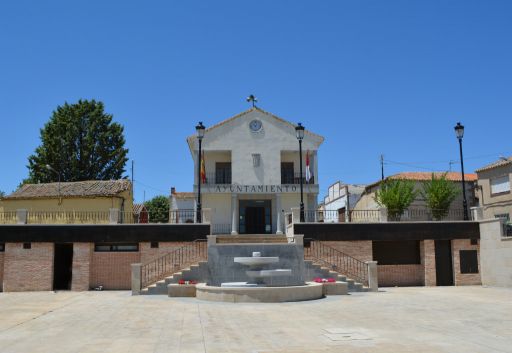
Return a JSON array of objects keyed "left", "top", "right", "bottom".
[
  {"left": 379, "top": 208, "right": 388, "bottom": 222},
  {"left": 231, "top": 193, "right": 238, "bottom": 235},
  {"left": 131, "top": 263, "right": 142, "bottom": 295},
  {"left": 276, "top": 193, "right": 283, "bottom": 234},
  {"left": 366, "top": 261, "right": 378, "bottom": 292}
]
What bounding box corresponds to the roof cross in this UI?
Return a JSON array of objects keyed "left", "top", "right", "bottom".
[{"left": 246, "top": 94, "right": 258, "bottom": 107}]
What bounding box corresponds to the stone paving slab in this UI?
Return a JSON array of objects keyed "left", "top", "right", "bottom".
[{"left": 0, "top": 286, "right": 510, "bottom": 353}]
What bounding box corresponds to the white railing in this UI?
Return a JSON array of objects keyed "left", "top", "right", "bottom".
[
  {"left": 290, "top": 207, "right": 469, "bottom": 224},
  {"left": 0, "top": 208, "right": 212, "bottom": 225}
]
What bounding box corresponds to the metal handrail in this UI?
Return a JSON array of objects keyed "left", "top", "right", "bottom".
[
  {"left": 140, "top": 239, "right": 207, "bottom": 289},
  {"left": 304, "top": 238, "right": 368, "bottom": 286}
]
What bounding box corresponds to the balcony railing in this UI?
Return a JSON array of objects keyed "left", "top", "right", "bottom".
[
  {"left": 202, "top": 171, "right": 231, "bottom": 185},
  {"left": 0, "top": 209, "right": 211, "bottom": 225},
  {"left": 281, "top": 172, "right": 315, "bottom": 185}
]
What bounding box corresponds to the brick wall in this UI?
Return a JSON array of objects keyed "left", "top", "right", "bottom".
[
  {"left": 3, "top": 243, "right": 54, "bottom": 291},
  {"left": 422, "top": 240, "right": 436, "bottom": 286},
  {"left": 90, "top": 251, "right": 140, "bottom": 290},
  {"left": 140, "top": 242, "right": 189, "bottom": 264},
  {"left": 71, "top": 243, "right": 92, "bottom": 291},
  {"left": 378, "top": 265, "right": 424, "bottom": 287},
  {"left": 452, "top": 239, "right": 481, "bottom": 285},
  {"left": 0, "top": 252, "right": 4, "bottom": 291},
  {"left": 322, "top": 241, "right": 373, "bottom": 262}
]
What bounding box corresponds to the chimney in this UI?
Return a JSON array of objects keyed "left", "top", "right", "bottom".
[{"left": 171, "top": 187, "right": 176, "bottom": 195}]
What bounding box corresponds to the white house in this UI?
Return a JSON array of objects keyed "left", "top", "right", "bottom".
[
  {"left": 185, "top": 107, "right": 324, "bottom": 234},
  {"left": 321, "top": 181, "right": 366, "bottom": 222}
]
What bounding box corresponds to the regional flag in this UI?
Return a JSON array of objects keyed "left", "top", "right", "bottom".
[{"left": 305, "top": 150, "right": 312, "bottom": 183}]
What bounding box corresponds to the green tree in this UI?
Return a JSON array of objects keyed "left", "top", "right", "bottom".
[
  {"left": 421, "top": 173, "right": 460, "bottom": 220},
  {"left": 144, "top": 195, "right": 170, "bottom": 223},
  {"left": 0, "top": 190, "right": 5, "bottom": 199},
  {"left": 24, "top": 99, "right": 128, "bottom": 184},
  {"left": 374, "top": 179, "right": 417, "bottom": 221}
]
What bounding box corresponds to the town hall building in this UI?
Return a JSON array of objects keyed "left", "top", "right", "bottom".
[{"left": 183, "top": 107, "right": 324, "bottom": 235}]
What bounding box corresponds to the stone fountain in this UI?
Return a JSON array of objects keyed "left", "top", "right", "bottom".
[
  {"left": 195, "top": 235, "right": 324, "bottom": 302},
  {"left": 221, "top": 251, "right": 292, "bottom": 287}
]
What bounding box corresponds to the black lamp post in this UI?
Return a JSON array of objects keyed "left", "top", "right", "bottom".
[
  {"left": 295, "top": 123, "right": 305, "bottom": 222},
  {"left": 196, "top": 122, "right": 205, "bottom": 223},
  {"left": 454, "top": 122, "right": 469, "bottom": 220}
]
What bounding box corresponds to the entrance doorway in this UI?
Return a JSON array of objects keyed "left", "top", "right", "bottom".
[
  {"left": 434, "top": 240, "right": 454, "bottom": 286},
  {"left": 246, "top": 207, "right": 266, "bottom": 233},
  {"left": 53, "top": 243, "right": 73, "bottom": 290},
  {"left": 239, "top": 200, "right": 272, "bottom": 234}
]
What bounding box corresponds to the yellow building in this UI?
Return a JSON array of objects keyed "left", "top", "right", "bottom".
[{"left": 0, "top": 180, "right": 133, "bottom": 224}]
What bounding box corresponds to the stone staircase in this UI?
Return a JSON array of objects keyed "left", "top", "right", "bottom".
[
  {"left": 304, "top": 260, "right": 367, "bottom": 292},
  {"left": 141, "top": 261, "right": 209, "bottom": 295},
  {"left": 141, "top": 259, "right": 366, "bottom": 295}
]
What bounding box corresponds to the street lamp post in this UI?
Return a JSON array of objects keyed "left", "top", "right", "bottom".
[
  {"left": 295, "top": 123, "right": 305, "bottom": 222},
  {"left": 196, "top": 122, "right": 205, "bottom": 223},
  {"left": 46, "top": 164, "right": 61, "bottom": 205},
  {"left": 454, "top": 122, "right": 469, "bottom": 220}
]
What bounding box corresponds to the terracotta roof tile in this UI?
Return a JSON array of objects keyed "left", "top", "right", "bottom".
[
  {"left": 475, "top": 156, "right": 512, "bottom": 173},
  {"left": 4, "top": 180, "right": 132, "bottom": 200},
  {"left": 173, "top": 192, "right": 195, "bottom": 199},
  {"left": 366, "top": 172, "right": 477, "bottom": 190}
]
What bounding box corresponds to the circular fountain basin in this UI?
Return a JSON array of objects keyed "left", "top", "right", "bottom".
[
  {"left": 234, "top": 257, "right": 279, "bottom": 266},
  {"left": 246, "top": 269, "right": 292, "bottom": 278},
  {"left": 196, "top": 282, "right": 323, "bottom": 303}
]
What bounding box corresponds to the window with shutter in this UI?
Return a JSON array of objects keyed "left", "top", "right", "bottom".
[{"left": 490, "top": 175, "right": 510, "bottom": 195}]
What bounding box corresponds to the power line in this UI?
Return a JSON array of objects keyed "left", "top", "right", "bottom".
[{"left": 133, "top": 180, "right": 168, "bottom": 194}]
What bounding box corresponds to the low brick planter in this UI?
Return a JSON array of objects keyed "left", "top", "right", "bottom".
[{"left": 168, "top": 284, "right": 197, "bottom": 297}]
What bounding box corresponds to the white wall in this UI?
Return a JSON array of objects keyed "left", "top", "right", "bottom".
[
  {"left": 479, "top": 218, "right": 512, "bottom": 287},
  {"left": 190, "top": 109, "right": 323, "bottom": 186}
]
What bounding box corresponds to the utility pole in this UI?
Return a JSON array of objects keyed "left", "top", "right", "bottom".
[
  {"left": 448, "top": 160, "right": 455, "bottom": 172},
  {"left": 131, "top": 160, "right": 134, "bottom": 202},
  {"left": 380, "top": 154, "right": 384, "bottom": 180}
]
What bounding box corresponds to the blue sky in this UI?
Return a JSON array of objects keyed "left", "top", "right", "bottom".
[{"left": 1, "top": 0, "right": 511, "bottom": 202}]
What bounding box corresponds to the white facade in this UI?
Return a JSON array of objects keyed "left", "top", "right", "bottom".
[
  {"left": 321, "top": 181, "right": 365, "bottom": 222},
  {"left": 186, "top": 107, "right": 324, "bottom": 234}
]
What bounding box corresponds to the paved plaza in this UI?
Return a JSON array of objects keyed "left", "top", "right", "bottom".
[{"left": 0, "top": 286, "right": 510, "bottom": 353}]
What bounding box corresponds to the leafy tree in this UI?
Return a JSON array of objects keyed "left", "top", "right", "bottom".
[
  {"left": 24, "top": 99, "right": 128, "bottom": 184},
  {"left": 374, "top": 179, "right": 417, "bottom": 221},
  {"left": 421, "top": 173, "right": 460, "bottom": 220},
  {"left": 0, "top": 190, "right": 5, "bottom": 199},
  {"left": 144, "top": 195, "right": 170, "bottom": 223}
]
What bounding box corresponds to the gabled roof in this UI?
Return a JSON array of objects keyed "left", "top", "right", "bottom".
[
  {"left": 3, "top": 180, "right": 132, "bottom": 200},
  {"left": 133, "top": 203, "right": 148, "bottom": 214},
  {"left": 475, "top": 156, "right": 512, "bottom": 173},
  {"left": 365, "top": 172, "right": 478, "bottom": 190},
  {"left": 186, "top": 106, "right": 324, "bottom": 147}
]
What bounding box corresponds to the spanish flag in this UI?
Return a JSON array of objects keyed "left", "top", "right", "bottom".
[{"left": 200, "top": 151, "right": 206, "bottom": 184}]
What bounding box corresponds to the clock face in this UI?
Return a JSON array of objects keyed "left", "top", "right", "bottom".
[{"left": 249, "top": 119, "right": 262, "bottom": 132}]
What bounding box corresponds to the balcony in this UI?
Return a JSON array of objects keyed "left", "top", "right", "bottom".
[
  {"left": 202, "top": 171, "right": 231, "bottom": 185},
  {"left": 281, "top": 172, "right": 315, "bottom": 185}
]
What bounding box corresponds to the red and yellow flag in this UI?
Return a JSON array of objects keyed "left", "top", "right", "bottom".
[{"left": 200, "top": 151, "right": 206, "bottom": 184}]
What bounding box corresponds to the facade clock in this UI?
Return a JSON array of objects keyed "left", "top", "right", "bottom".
[{"left": 249, "top": 119, "right": 263, "bottom": 132}]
